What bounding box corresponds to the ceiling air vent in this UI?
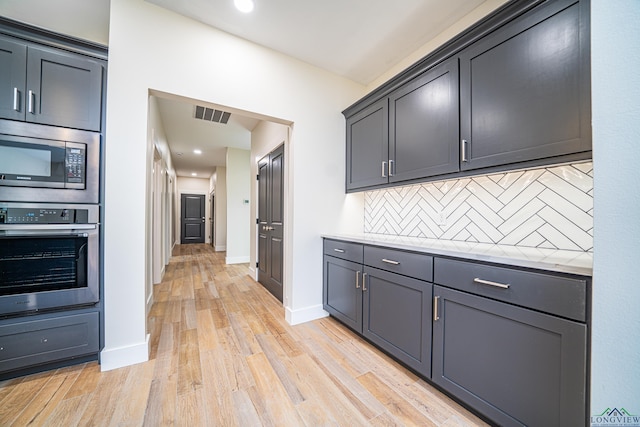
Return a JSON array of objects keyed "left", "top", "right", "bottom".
[{"left": 194, "top": 106, "right": 231, "bottom": 124}]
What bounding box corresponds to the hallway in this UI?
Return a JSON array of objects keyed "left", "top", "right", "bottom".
[{"left": 0, "top": 244, "right": 487, "bottom": 426}]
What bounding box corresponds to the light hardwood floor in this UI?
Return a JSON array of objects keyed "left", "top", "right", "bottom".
[{"left": 0, "top": 244, "right": 489, "bottom": 426}]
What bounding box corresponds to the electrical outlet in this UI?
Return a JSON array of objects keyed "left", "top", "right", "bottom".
[{"left": 438, "top": 211, "right": 447, "bottom": 226}]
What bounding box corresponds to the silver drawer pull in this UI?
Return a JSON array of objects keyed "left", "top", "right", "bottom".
[
  {"left": 13, "top": 87, "right": 20, "bottom": 111},
  {"left": 355, "top": 270, "right": 360, "bottom": 289},
  {"left": 474, "top": 278, "right": 510, "bottom": 289},
  {"left": 333, "top": 248, "right": 345, "bottom": 253},
  {"left": 381, "top": 258, "right": 400, "bottom": 265}
]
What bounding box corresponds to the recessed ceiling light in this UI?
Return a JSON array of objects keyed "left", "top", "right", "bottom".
[
  {"left": 193, "top": 149, "right": 202, "bottom": 155},
  {"left": 191, "top": 172, "right": 197, "bottom": 176},
  {"left": 234, "top": 0, "right": 254, "bottom": 13}
]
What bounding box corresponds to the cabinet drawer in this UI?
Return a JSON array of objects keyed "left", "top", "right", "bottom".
[
  {"left": 364, "top": 246, "right": 433, "bottom": 282},
  {"left": 0, "top": 311, "right": 99, "bottom": 373},
  {"left": 434, "top": 258, "right": 587, "bottom": 322},
  {"left": 324, "top": 239, "right": 363, "bottom": 263}
]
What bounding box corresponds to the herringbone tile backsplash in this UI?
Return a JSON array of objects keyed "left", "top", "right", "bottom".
[{"left": 364, "top": 162, "right": 593, "bottom": 252}]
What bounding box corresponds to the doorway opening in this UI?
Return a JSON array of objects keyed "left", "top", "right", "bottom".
[{"left": 146, "top": 90, "right": 292, "bottom": 313}]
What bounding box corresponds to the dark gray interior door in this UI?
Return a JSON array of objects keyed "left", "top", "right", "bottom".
[
  {"left": 209, "top": 193, "right": 215, "bottom": 248},
  {"left": 258, "top": 144, "right": 284, "bottom": 302},
  {"left": 181, "top": 194, "right": 205, "bottom": 244}
]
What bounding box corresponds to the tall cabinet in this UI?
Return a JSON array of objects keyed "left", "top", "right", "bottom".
[{"left": 0, "top": 18, "right": 107, "bottom": 379}]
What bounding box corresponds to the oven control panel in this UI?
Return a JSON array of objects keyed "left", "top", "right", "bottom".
[{"left": 0, "top": 207, "right": 88, "bottom": 224}]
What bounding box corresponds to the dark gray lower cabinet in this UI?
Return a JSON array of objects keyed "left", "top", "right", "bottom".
[
  {"left": 362, "top": 267, "right": 432, "bottom": 377},
  {"left": 0, "top": 310, "right": 100, "bottom": 376},
  {"left": 323, "top": 255, "right": 362, "bottom": 333},
  {"left": 323, "top": 240, "right": 433, "bottom": 378},
  {"left": 432, "top": 285, "right": 587, "bottom": 427}
]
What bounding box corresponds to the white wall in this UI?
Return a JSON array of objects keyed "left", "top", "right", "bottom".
[
  {"left": 250, "top": 121, "right": 290, "bottom": 278},
  {"left": 176, "top": 177, "right": 211, "bottom": 244},
  {"left": 225, "top": 148, "right": 251, "bottom": 264},
  {"left": 590, "top": 0, "right": 640, "bottom": 418},
  {"left": 213, "top": 167, "right": 227, "bottom": 251},
  {"left": 102, "top": 0, "right": 365, "bottom": 369}
]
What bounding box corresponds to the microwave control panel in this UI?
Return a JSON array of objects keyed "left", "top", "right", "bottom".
[
  {"left": 65, "top": 146, "right": 86, "bottom": 184},
  {"left": 0, "top": 208, "right": 88, "bottom": 224}
]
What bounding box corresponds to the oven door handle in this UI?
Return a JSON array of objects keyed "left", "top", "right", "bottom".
[{"left": 0, "top": 224, "right": 97, "bottom": 236}]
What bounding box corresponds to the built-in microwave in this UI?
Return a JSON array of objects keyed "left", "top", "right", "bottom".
[
  {"left": 0, "top": 135, "right": 86, "bottom": 189},
  {"left": 0, "top": 124, "right": 99, "bottom": 204}
]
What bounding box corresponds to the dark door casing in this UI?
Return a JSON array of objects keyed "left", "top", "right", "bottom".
[
  {"left": 181, "top": 193, "right": 205, "bottom": 244},
  {"left": 257, "top": 144, "right": 284, "bottom": 302}
]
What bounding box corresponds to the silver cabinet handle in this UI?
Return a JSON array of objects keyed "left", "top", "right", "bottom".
[
  {"left": 381, "top": 161, "right": 387, "bottom": 178},
  {"left": 381, "top": 258, "right": 400, "bottom": 265},
  {"left": 362, "top": 273, "right": 367, "bottom": 291},
  {"left": 388, "top": 159, "right": 394, "bottom": 177},
  {"left": 333, "top": 248, "right": 345, "bottom": 253},
  {"left": 13, "top": 88, "right": 19, "bottom": 111},
  {"left": 28, "top": 90, "right": 34, "bottom": 114},
  {"left": 433, "top": 296, "right": 440, "bottom": 321},
  {"left": 474, "top": 278, "right": 510, "bottom": 289},
  {"left": 355, "top": 270, "right": 360, "bottom": 289},
  {"left": 461, "top": 139, "right": 468, "bottom": 162}
]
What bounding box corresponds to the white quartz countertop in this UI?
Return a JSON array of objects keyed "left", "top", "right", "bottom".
[{"left": 322, "top": 233, "right": 593, "bottom": 277}]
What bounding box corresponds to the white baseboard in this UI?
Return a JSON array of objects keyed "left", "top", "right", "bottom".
[
  {"left": 285, "top": 304, "right": 329, "bottom": 325},
  {"left": 225, "top": 255, "right": 250, "bottom": 264},
  {"left": 215, "top": 245, "right": 226, "bottom": 252},
  {"left": 100, "top": 334, "right": 150, "bottom": 372}
]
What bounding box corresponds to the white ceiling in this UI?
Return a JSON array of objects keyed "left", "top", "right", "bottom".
[
  {"left": 146, "top": 0, "right": 485, "bottom": 85},
  {"left": 154, "top": 96, "right": 260, "bottom": 178},
  {"left": 0, "top": 0, "right": 490, "bottom": 178}
]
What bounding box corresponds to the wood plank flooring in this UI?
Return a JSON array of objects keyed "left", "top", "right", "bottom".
[{"left": 0, "top": 244, "right": 489, "bottom": 426}]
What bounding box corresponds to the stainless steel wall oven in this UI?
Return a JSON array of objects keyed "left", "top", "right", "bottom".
[{"left": 0, "top": 203, "right": 99, "bottom": 317}]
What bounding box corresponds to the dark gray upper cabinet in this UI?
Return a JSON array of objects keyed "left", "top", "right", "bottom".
[
  {"left": 0, "top": 34, "right": 103, "bottom": 131},
  {"left": 27, "top": 46, "right": 103, "bottom": 131},
  {"left": 459, "top": 0, "right": 590, "bottom": 171},
  {"left": 389, "top": 58, "right": 459, "bottom": 183},
  {"left": 346, "top": 98, "right": 388, "bottom": 191},
  {"left": 345, "top": 58, "right": 459, "bottom": 192},
  {"left": 432, "top": 285, "right": 587, "bottom": 427},
  {"left": 343, "top": 0, "right": 591, "bottom": 192},
  {"left": 0, "top": 37, "right": 26, "bottom": 121}
]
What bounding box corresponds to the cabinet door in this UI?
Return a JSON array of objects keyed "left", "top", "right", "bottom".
[
  {"left": 362, "top": 266, "right": 432, "bottom": 377},
  {"left": 0, "top": 36, "right": 26, "bottom": 121},
  {"left": 389, "top": 58, "right": 459, "bottom": 182},
  {"left": 323, "top": 255, "right": 362, "bottom": 333},
  {"left": 26, "top": 46, "right": 103, "bottom": 131},
  {"left": 459, "top": 0, "right": 590, "bottom": 171},
  {"left": 432, "top": 285, "right": 587, "bottom": 427},
  {"left": 345, "top": 98, "right": 388, "bottom": 191}
]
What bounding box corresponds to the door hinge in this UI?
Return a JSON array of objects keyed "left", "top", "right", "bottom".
[
  {"left": 256, "top": 218, "right": 259, "bottom": 224},
  {"left": 256, "top": 262, "right": 259, "bottom": 268},
  {"left": 256, "top": 174, "right": 259, "bottom": 181}
]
